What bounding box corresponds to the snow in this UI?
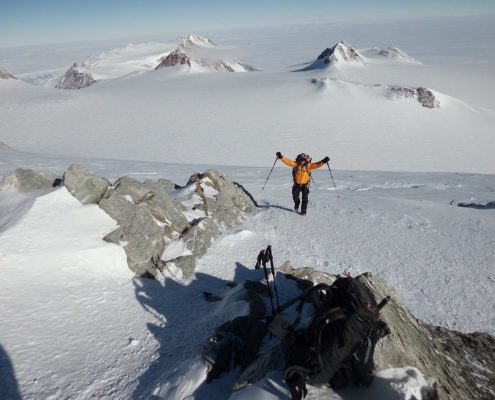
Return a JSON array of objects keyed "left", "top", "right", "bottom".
[{"left": 0, "top": 15, "right": 494, "bottom": 399}]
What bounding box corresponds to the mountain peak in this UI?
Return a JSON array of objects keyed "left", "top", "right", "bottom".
[
  {"left": 317, "top": 41, "right": 363, "bottom": 65},
  {"left": 55, "top": 63, "right": 96, "bottom": 90},
  {"left": 180, "top": 34, "right": 216, "bottom": 49}
]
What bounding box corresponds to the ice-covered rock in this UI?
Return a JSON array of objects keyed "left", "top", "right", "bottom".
[
  {"left": 166, "top": 170, "right": 257, "bottom": 277},
  {"left": 0, "top": 66, "right": 17, "bottom": 80},
  {"left": 0, "top": 169, "right": 61, "bottom": 192},
  {"left": 388, "top": 87, "right": 439, "bottom": 108},
  {"left": 63, "top": 164, "right": 110, "bottom": 204},
  {"left": 55, "top": 63, "right": 96, "bottom": 90}
]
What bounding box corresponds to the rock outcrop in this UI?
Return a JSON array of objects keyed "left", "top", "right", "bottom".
[
  {"left": 0, "top": 169, "right": 61, "bottom": 192},
  {"left": 0, "top": 141, "right": 10, "bottom": 150},
  {"left": 63, "top": 164, "right": 110, "bottom": 205},
  {"left": 0, "top": 165, "right": 256, "bottom": 277},
  {"left": 55, "top": 63, "right": 96, "bottom": 90},
  {"left": 388, "top": 87, "right": 439, "bottom": 108},
  {"left": 216, "top": 263, "right": 494, "bottom": 400}
]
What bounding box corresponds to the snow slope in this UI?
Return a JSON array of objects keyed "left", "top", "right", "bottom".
[
  {"left": 1, "top": 59, "right": 494, "bottom": 173},
  {"left": 0, "top": 150, "right": 493, "bottom": 399}
]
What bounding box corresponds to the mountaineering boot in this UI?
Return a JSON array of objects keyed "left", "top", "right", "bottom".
[
  {"left": 294, "top": 201, "right": 300, "bottom": 211},
  {"left": 300, "top": 208, "right": 307, "bottom": 216}
]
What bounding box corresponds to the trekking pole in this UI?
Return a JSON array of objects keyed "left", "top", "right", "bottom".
[
  {"left": 260, "top": 250, "right": 275, "bottom": 314},
  {"left": 262, "top": 157, "right": 278, "bottom": 191},
  {"left": 326, "top": 162, "right": 339, "bottom": 199},
  {"left": 265, "top": 246, "right": 280, "bottom": 313}
]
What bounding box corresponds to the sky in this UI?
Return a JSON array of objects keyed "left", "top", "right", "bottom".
[{"left": 2, "top": 0, "right": 495, "bottom": 47}]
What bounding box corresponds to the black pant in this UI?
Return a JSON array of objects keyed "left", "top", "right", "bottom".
[{"left": 292, "top": 184, "right": 309, "bottom": 212}]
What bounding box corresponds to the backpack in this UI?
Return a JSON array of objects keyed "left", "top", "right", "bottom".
[{"left": 284, "top": 276, "right": 389, "bottom": 400}]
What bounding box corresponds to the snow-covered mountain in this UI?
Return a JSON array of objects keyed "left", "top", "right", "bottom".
[
  {"left": 55, "top": 63, "right": 96, "bottom": 89},
  {"left": 180, "top": 34, "right": 217, "bottom": 48},
  {"left": 155, "top": 35, "right": 257, "bottom": 72},
  {"left": 0, "top": 65, "right": 17, "bottom": 80},
  {"left": 301, "top": 41, "right": 364, "bottom": 70}
]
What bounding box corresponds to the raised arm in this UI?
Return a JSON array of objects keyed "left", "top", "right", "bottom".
[
  {"left": 277, "top": 152, "right": 297, "bottom": 168},
  {"left": 309, "top": 156, "right": 330, "bottom": 170}
]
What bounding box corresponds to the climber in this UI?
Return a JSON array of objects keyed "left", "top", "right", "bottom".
[{"left": 276, "top": 152, "right": 329, "bottom": 215}]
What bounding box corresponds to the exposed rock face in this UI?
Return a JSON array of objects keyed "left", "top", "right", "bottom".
[
  {"left": 55, "top": 63, "right": 96, "bottom": 90},
  {"left": 388, "top": 87, "right": 439, "bottom": 108},
  {"left": 0, "top": 66, "right": 17, "bottom": 80},
  {"left": 230, "top": 263, "right": 494, "bottom": 400},
  {"left": 156, "top": 48, "right": 192, "bottom": 68},
  {"left": 0, "top": 169, "right": 61, "bottom": 192},
  {"left": 316, "top": 41, "right": 364, "bottom": 65},
  {"left": 167, "top": 170, "right": 257, "bottom": 277},
  {"left": 63, "top": 164, "right": 110, "bottom": 205}
]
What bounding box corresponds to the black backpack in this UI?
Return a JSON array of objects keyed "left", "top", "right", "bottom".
[{"left": 284, "top": 276, "right": 389, "bottom": 400}]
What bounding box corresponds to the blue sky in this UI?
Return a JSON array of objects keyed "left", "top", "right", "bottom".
[{"left": 2, "top": 0, "right": 495, "bottom": 47}]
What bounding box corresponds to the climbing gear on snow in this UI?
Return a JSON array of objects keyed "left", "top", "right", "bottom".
[
  {"left": 283, "top": 275, "right": 390, "bottom": 399},
  {"left": 255, "top": 245, "right": 280, "bottom": 314}
]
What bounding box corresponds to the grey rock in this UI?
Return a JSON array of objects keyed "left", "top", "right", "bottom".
[
  {"left": 0, "top": 169, "right": 60, "bottom": 192},
  {"left": 172, "top": 217, "right": 220, "bottom": 277},
  {"left": 63, "top": 164, "right": 110, "bottom": 205},
  {"left": 55, "top": 63, "right": 96, "bottom": 90},
  {"left": 388, "top": 87, "right": 439, "bottom": 108},
  {"left": 101, "top": 194, "right": 165, "bottom": 277}
]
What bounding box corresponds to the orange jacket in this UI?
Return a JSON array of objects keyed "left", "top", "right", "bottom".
[{"left": 280, "top": 156, "right": 325, "bottom": 185}]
